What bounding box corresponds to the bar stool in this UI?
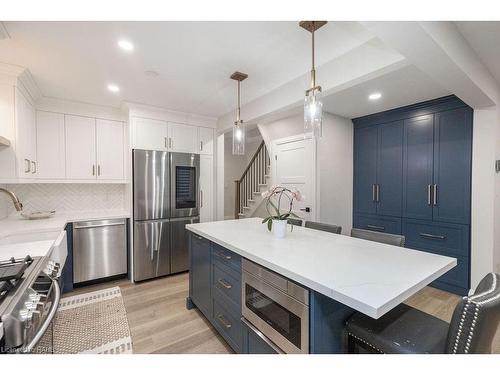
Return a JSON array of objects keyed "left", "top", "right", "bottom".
[
  {"left": 351, "top": 228, "right": 405, "bottom": 247},
  {"left": 344, "top": 273, "right": 500, "bottom": 354},
  {"left": 287, "top": 218, "right": 303, "bottom": 227},
  {"left": 304, "top": 221, "right": 342, "bottom": 234}
]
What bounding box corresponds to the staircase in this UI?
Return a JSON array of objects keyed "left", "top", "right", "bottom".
[{"left": 234, "top": 141, "right": 271, "bottom": 219}]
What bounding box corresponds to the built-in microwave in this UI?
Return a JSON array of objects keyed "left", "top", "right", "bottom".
[{"left": 241, "top": 259, "right": 309, "bottom": 354}]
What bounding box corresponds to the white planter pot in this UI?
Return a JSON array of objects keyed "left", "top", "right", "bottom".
[{"left": 272, "top": 219, "right": 288, "bottom": 239}]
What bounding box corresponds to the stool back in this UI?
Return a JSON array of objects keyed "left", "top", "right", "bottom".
[
  {"left": 351, "top": 228, "right": 405, "bottom": 247},
  {"left": 287, "top": 218, "right": 303, "bottom": 227},
  {"left": 304, "top": 221, "right": 342, "bottom": 234},
  {"left": 446, "top": 273, "right": 500, "bottom": 353}
]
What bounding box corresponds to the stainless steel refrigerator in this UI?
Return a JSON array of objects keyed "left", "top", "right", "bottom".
[{"left": 133, "top": 150, "right": 200, "bottom": 282}]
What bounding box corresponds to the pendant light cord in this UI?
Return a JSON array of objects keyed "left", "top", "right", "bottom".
[
  {"left": 236, "top": 80, "right": 241, "bottom": 123},
  {"left": 311, "top": 25, "right": 316, "bottom": 89}
]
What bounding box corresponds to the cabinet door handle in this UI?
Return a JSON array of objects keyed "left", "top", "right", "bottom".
[
  {"left": 200, "top": 141, "right": 203, "bottom": 151},
  {"left": 169, "top": 137, "right": 173, "bottom": 149},
  {"left": 92, "top": 165, "right": 95, "bottom": 176},
  {"left": 164, "top": 137, "right": 167, "bottom": 148},
  {"left": 367, "top": 225, "right": 385, "bottom": 232},
  {"left": 427, "top": 184, "right": 432, "bottom": 206},
  {"left": 24, "top": 159, "right": 31, "bottom": 173},
  {"left": 420, "top": 232, "right": 446, "bottom": 240},
  {"left": 31, "top": 161, "right": 36, "bottom": 174},
  {"left": 217, "top": 278, "right": 232, "bottom": 289},
  {"left": 98, "top": 165, "right": 101, "bottom": 176},
  {"left": 200, "top": 190, "right": 203, "bottom": 208},
  {"left": 372, "top": 184, "right": 376, "bottom": 202},
  {"left": 376, "top": 184, "right": 380, "bottom": 202},
  {"left": 214, "top": 251, "right": 231, "bottom": 261},
  {"left": 433, "top": 184, "right": 438, "bottom": 206},
  {"left": 216, "top": 314, "right": 232, "bottom": 329}
]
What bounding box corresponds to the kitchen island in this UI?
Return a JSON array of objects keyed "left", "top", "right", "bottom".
[{"left": 186, "top": 218, "right": 456, "bottom": 353}]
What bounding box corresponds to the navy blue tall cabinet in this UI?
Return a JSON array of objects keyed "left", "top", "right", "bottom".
[{"left": 353, "top": 96, "right": 472, "bottom": 295}]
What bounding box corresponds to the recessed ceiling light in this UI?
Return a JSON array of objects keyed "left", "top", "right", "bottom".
[
  {"left": 144, "top": 70, "right": 159, "bottom": 77},
  {"left": 118, "top": 40, "right": 134, "bottom": 52},
  {"left": 369, "top": 92, "right": 382, "bottom": 100},
  {"left": 107, "top": 84, "right": 120, "bottom": 93}
]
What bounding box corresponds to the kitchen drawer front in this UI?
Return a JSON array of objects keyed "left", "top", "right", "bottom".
[
  {"left": 212, "top": 243, "right": 241, "bottom": 271},
  {"left": 430, "top": 255, "right": 469, "bottom": 294},
  {"left": 213, "top": 297, "right": 242, "bottom": 352},
  {"left": 353, "top": 214, "right": 402, "bottom": 235},
  {"left": 403, "top": 219, "right": 470, "bottom": 258},
  {"left": 213, "top": 261, "right": 241, "bottom": 307}
]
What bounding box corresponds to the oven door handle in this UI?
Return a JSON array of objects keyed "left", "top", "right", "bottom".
[
  {"left": 241, "top": 317, "right": 284, "bottom": 354},
  {"left": 22, "top": 276, "right": 60, "bottom": 353}
]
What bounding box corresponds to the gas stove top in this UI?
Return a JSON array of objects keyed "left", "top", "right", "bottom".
[
  {"left": 0, "top": 256, "right": 34, "bottom": 304},
  {"left": 0, "top": 254, "right": 61, "bottom": 353}
]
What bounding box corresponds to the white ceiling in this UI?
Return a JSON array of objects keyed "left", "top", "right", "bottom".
[
  {"left": 455, "top": 21, "right": 500, "bottom": 88},
  {"left": 0, "top": 21, "right": 375, "bottom": 118},
  {"left": 322, "top": 64, "right": 450, "bottom": 118}
]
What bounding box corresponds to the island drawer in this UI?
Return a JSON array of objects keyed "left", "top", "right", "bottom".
[
  {"left": 213, "top": 297, "right": 242, "bottom": 352},
  {"left": 213, "top": 261, "right": 241, "bottom": 306},
  {"left": 212, "top": 243, "right": 241, "bottom": 271}
]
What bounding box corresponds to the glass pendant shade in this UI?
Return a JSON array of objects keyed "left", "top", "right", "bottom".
[
  {"left": 232, "top": 121, "right": 245, "bottom": 155},
  {"left": 304, "top": 88, "right": 323, "bottom": 138}
]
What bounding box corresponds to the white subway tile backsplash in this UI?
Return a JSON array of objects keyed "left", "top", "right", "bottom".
[{"left": 3, "top": 184, "right": 126, "bottom": 215}]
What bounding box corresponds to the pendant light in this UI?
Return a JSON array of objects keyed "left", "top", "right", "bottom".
[
  {"left": 300, "top": 21, "right": 327, "bottom": 138},
  {"left": 231, "top": 71, "right": 248, "bottom": 155}
]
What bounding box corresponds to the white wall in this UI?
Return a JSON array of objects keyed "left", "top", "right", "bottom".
[
  {"left": 1, "top": 184, "right": 126, "bottom": 216},
  {"left": 495, "top": 106, "right": 500, "bottom": 274},
  {"left": 216, "top": 134, "right": 225, "bottom": 221},
  {"left": 318, "top": 113, "right": 354, "bottom": 234},
  {"left": 258, "top": 112, "right": 354, "bottom": 234},
  {"left": 471, "top": 108, "right": 499, "bottom": 288}
]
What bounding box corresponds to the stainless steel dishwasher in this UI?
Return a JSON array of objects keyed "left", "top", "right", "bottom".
[{"left": 73, "top": 219, "right": 128, "bottom": 284}]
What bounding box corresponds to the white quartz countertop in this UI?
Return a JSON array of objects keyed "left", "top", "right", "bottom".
[
  {"left": 186, "top": 218, "right": 457, "bottom": 319},
  {"left": 0, "top": 209, "right": 130, "bottom": 259}
]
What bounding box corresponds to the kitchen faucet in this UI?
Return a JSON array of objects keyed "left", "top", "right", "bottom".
[{"left": 0, "top": 187, "right": 23, "bottom": 211}]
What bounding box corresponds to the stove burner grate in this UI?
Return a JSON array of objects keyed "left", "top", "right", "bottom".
[{"left": 0, "top": 255, "right": 33, "bottom": 283}]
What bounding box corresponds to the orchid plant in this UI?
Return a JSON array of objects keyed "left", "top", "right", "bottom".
[{"left": 261, "top": 185, "right": 303, "bottom": 231}]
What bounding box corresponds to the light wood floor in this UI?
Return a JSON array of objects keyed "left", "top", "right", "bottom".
[{"left": 66, "top": 273, "right": 500, "bottom": 354}]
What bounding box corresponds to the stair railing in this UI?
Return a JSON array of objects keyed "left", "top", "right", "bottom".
[{"left": 234, "top": 140, "right": 270, "bottom": 219}]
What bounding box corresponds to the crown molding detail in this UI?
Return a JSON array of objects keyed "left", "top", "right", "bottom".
[{"left": 18, "top": 69, "right": 42, "bottom": 103}]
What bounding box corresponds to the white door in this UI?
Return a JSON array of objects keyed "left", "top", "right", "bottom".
[
  {"left": 168, "top": 122, "right": 198, "bottom": 153},
  {"left": 272, "top": 136, "right": 317, "bottom": 221},
  {"left": 199, "top": 127, "right": 214, "bottom": 155},
  {"left": 65, "top": 115, "right": 96, "bottom": 179},
  {"left": 96, "top": 119, "right": 125, "bottom": 180},
  {"left": 15, "top": 88, "right": 36, "bottom": 178},
  {"left": 36, "top": 111, "right": 65, "bottom": 179},
  {"left": 133, "top": 117, "right": 168, "bottom": 151},
  {"left": 200, "top": 155, "right": 213, "bottom": 222}
]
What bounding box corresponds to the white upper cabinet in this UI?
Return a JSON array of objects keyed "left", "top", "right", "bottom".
[
  {"left": 15, "top": 87, "right": 36, "bottom": 178},
  {"left": 198, "top": 127, "right": 214, "bottom": 155},
  {"left": 168, "top": 122, "right": 198, "bottom": 153},
  {"left": 132, "top": 117, "right": 168, "bottom": 151},
  {"left": 36, "top": 111, "right": 65, "bottom": 179},
  {"left": 65, "top": 115, "right": 96, "bottom": 179},
  {"left": 96, "top": 119, "right": 125, "bottom": 180},
  {"left": 132, "top": 116, "right": 211, "bottom": 154}
]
